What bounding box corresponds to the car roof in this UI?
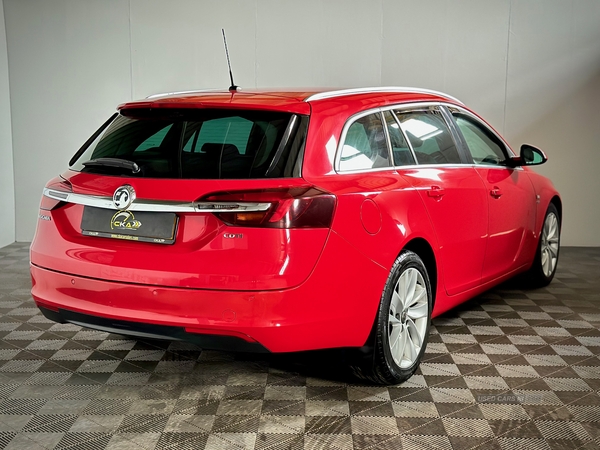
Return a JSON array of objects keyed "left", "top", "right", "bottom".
[{"left": 118, "top": 87, "right": 463, "bottom": 115}]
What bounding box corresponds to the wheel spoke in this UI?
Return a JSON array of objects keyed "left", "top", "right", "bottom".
[
  {"left": 541, "top": 248, "right": 548, "bottom": 268},
  {"left": 406, "top": 318, "right": 424, "bottom": 348},
  {"left": 389, "top": 315, "right": 402, "bottom": 326},
  {"left": 390, "top": 324, "right": 406, "bottom": 365},
  {"left": 548, "top": 215, "right": 558, "bottom": 238},
  {"left": 409, "top": 285, "right": 427, "bottom": 307},
  {"left": 396, "top": 276, "right": 407, "bottom": 310},
  {"left": 407, "top": 301, "right": 428, "bottom": 320},
  {"left": 548, "top": 243, "right": 559, "bottom": 259},
  {"left": 405, "top": 269, "right": 417, "bottom": 306},
  {"left": 390, "top": 290, "right": 402, "bottom": 315},
  {"left": 543, "top": 250, "right": 552, "bottom": 275},
  {"left": 403, "top": 332, "right": 418, "bottom": 366}
]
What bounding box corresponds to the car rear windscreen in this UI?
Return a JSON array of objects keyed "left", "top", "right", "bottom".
[{"left": 70, "top": 109, "right": 308, "bottom": 179}]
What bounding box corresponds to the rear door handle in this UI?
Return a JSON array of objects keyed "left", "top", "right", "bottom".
[
  {"left": 427, "top": 186, "right": 446, "bottom": 198},
  {"left": 490, "top": 187, "right": 503, "bottom": 198}
]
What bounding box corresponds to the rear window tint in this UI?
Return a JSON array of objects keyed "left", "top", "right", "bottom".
[
  {"left": 187, "top": 116, "right": 253, "bottom": 154},
  {"left": 70, "top": 109, "right": 307, "bottom": 179}
]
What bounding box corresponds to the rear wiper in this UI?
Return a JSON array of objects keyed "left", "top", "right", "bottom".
[{"left": 82, "top": 158, "right": 141, "bottom": 174}]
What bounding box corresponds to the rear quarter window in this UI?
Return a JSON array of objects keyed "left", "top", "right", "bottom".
[{"left": 338, "top": 112, "right": 391, "bottom": 171}]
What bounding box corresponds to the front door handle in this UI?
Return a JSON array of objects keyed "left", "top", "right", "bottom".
[
  {"left": 427, "top": 186, "right": 446, "bottom": 198},
  {"left": 490, "top": 186, "right": 503, "bottom": 198}
]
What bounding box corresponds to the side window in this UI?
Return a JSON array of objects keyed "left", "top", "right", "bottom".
[
  {"left": 339, "top": 113, "right": 390, "bottom": 171},
  {"left": 452, "top": 114, "right": 507, "bottom": 165},
  {"left": 394, "top": 109, "right": 461, "bottom": 165},
  {"left": 383, "top": 111, "right": 415, "bottom": 166}
]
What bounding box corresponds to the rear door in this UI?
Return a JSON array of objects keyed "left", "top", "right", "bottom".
[{"left": 393, "top": 106, "right": 488, "bottom": 296}]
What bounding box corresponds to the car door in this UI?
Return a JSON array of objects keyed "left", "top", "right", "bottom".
[
  {"left": 446, "top": 106, "right": 537, "bottom": 282},
  {"left": 391, "top": 106, "right": 488, "bottom": 296}
]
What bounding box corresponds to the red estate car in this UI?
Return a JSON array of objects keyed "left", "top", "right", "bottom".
[{"left": 31, "top": 87, "right": 561, "bottom": 384}]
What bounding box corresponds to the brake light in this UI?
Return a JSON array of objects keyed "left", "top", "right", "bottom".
[
  {"left": 40, "top": 177, "right": 72, "bottom": 211},
  {"left": 202, "top": 187, "right": 336, "bottom": 228}
]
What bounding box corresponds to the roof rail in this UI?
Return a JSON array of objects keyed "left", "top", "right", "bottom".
[
  {"left": 304, "top": 87, "right": 463, "bottom": 104},
  {"left": 146, "top": 88, "right": 225, "bottom": 99}
]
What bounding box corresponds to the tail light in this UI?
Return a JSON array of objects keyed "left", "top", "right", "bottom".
[
  {"left": 40, "top": 177, "right": 72, "bottom": 211},
  {"left": 201, "top": 187, "right": 336, "bottom": 228}
]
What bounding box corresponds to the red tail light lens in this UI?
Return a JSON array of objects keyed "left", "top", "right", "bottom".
[
  {"left": 40, "top": 177, "right": 72, "bottom": 211},
  {"left": 202, "top": 187, "right": 336, "bottom": 228}
]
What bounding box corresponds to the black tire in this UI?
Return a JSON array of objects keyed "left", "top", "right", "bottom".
[
  {"left": 525, "top": 203, "right": 561, "bottom": 287},
  {"left": 351, "top": 250, "right": 432, "bottom": 385}
]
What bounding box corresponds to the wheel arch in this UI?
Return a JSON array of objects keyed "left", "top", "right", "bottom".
[
  {"left": 402, "top": 238, "right": 438, "bottom": 309},
  {"left": 550, "top": 195, "right": 562, "bottom": 225}
]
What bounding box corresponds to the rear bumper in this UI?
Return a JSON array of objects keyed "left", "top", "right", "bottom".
[
  {"left": 30, "top": 231, "right": 388, "bottom": 353},
  {"left": 37, "top": 305, "right": 269, "bottom": 353}
]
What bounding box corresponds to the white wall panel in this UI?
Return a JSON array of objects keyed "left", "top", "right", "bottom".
[
  {"left": 256, "top": 0, "right": 382, "bottom": 87},
  {"left": 382, "top": 0, "right": 510, "bottom": 132},
  {"left": 130, "top": 0, "right": 257, "bottom": 99},
  {"left": 505, "top": 0, "right": 600, "bottom": 246},
  {"left": 5, "top": 0, "right": 131, "bottom": 241},
  {"left": 0, "top": 0, "right": 15, "bottom": 247},
  {"left": 3, "top": 0, "right": 600, "bottom": 245}
]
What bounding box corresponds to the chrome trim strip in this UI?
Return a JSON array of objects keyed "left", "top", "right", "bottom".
[
  {"left": 43, "top": 188, "right": 271, "bottom": 213},
  {"left": 146, "top": 88, "right": 226, "bottom": 99},
  {"left": 333, "top": 101, "right": 521, "bottom": 174},
  {"left": 46, "top": 189, "right": 69, "bottom": 200},
  {"left": 334, "top": 103, "right": 445, "bottom": 172},
  {"left": 305, "top": 87, "right": 463, "bottom": 105}
]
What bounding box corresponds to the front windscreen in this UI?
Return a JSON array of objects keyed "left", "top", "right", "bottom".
[{"left": 70, "top": 109, "right": 307, "bottom": 179}]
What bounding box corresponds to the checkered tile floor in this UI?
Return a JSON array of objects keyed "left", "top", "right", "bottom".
[{"left": 1, "top": 243, "right": 599, "bottom": 450}]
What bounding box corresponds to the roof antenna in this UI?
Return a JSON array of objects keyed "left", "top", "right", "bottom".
[{"left": 222, "top": 29, "right": 238, "bottom": 92}]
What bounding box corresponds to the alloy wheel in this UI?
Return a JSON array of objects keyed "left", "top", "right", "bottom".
[
  {"left": 541, "top": 212, "right": 559, "bottom": 278},
  {"left": 388, "top": 267, "right": 429, "bottom": 369}
]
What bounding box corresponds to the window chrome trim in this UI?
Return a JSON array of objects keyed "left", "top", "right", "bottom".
[
  {"left": 334, "top": 163, "right": 513, "bottom": 176},
  {"left": 305, "top": 87, "right": 463, "bottom": 105},
  {"left": 42, "top": 188, "right": 271, "bottom": 213},
  {"left": 335, "top": 102, "right": 454, "bottom": 173}
]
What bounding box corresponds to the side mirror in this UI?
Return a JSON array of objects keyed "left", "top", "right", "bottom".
[{"left": 508, "top": 144, "right": 548, "bottom": 167}]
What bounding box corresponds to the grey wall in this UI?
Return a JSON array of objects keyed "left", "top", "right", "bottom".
[
  {"left": 4, "top": 0, "right": 600, "bottom": 245},
  {"left": 0, "top": 0, "right": 15, "bottom": 248}
]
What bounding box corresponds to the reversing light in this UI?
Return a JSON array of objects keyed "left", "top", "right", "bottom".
[
  {"left": 202, "top": 187, "right": 336, "bottom": 228},
  {"left": 40, "top": 177, "right": 72, "bottom": 211}
]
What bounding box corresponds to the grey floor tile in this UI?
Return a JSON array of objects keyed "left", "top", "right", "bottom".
[{"left": 0, "top": 244, "right": 598, "bottom": 449}]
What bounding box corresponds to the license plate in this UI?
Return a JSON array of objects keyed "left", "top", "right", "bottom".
[{"left": 81, "top": 207, "right": 178, "bottom": 244}]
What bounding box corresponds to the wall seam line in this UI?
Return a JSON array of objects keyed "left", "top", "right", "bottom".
[
  {"left": 502, "top": 0, "right": 513, "bottom": 135},
  {"left": 128, "top": 0, "right": 133, "bottom": 100},
  {"left": 2, "top": 0, "right": 17, "bottom": 243}
]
